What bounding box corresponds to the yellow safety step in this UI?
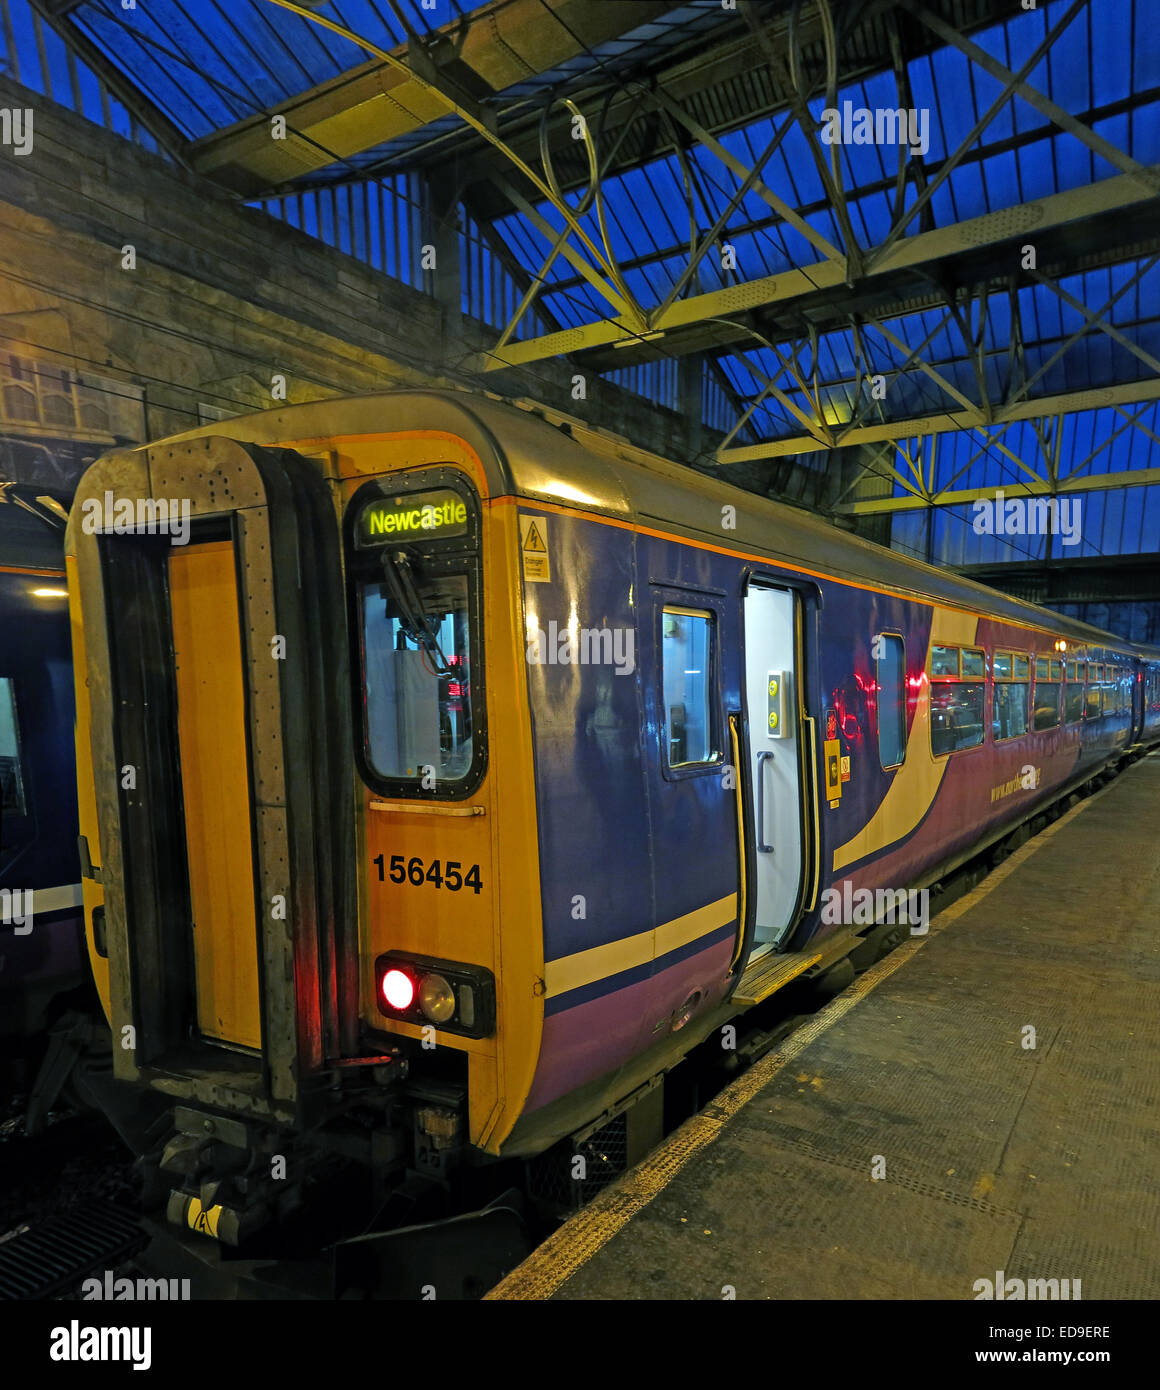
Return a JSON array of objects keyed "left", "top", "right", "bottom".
[{"left": 732, "top": 949, "right": 822, "bottom": 1007}]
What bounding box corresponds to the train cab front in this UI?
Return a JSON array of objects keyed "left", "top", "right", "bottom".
[{"left": 64, "top": 426, "right": 526, "bottom": 1273}]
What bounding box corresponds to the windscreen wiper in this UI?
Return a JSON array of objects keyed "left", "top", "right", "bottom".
[{"left": 380, "top": 548, "right": 454, "bottom": 677}]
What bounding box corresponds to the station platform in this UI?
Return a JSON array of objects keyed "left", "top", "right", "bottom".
[{"left": 489, "top": 753, "right": 1160, "bottom": 1300}]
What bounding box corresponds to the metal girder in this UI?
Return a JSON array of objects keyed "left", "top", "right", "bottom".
[
  {"left": 1028, "top": 264, "right": 1160, "bottom": 380},
  {"left": 473, "top": 165, "right": 1160, "bottom": 372},
  {"left": 450, "top": 0, "right": 1020, "bottom": 218},
  {"left": 190, "top": 0, "right": 673, "bottom": 196},
  {"left": 717, "top": 377, "right": 1160, "bottom": 463},
  {"left": 868, "top": 0, "right": 1094, "bottom": 266},
  {"left": 249, "top": 1, "right": 646, "bottom": 333},
  {"left": 28, "top": 1, "right": 192, "bottom": 165},
  {"left": 900, "top": 0, "right": 1153, "bottom": 194},
  {"left": 838, "top": 466, "right": 1160, "bottom": 516}
]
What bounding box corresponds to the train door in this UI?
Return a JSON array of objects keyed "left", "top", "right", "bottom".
[
  {"left": 169, "top": 540, "right": 261, "bottom": 1050},
  {"left": 742, "top": 582, "right": 807, "bottom": 947},
  {"left": 68, "top": 436, "right": 357, "bottom": 1111}
]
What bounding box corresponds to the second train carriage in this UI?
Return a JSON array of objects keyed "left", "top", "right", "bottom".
[
  {"left": 63, "top": 391, "right": 1160, "bottom": 1250},
  {"left": 0, "top": 486, "right": 84, "bottom": 1092}
]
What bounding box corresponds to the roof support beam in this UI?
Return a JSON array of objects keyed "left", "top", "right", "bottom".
[
  {"left": 190, "top": 0, "right": 673, "bottom": 195},
  {"left": 717, "top": 377, "right": 1160, "bottom": 463},
  {"left": 900, "top": 0, "right": 1153, "bottom": 192},
  {"left": 869, "top": 0, "right": 1094, "bottom": 265},
  {"left": 471, "top": 165, "right": 1160, "bottom": 372},
  {"left": 837, "top": 466, "right": 1160, "bottom": 515}
]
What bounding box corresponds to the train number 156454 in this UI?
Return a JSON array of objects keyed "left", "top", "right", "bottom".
[{"left": 372, "top": 854, "right": 483, "bottom": 894}]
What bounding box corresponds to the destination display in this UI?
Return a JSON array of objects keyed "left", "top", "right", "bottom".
[{"left": 354, "top": 488, "right": 469, "bottom": 547}]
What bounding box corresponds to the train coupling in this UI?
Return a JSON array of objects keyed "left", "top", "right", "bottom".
[{"left": 157, "top": 1106, "right": 283, "bottom": 1247}]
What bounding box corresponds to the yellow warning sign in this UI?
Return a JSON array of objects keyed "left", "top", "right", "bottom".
[
  {"left": 185, "top": 1196, "right": 222, "bottom": 1239},
  {"left": 519, "top": 515, "right": 551, "bottom": 583}
]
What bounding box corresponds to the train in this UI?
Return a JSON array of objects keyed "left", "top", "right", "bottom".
[
  {"left": 0, "top": 484, "right": 83, "bottom": 1102},
  {"left": 60, "top": 390, "right": 1160, "bottom": 1285}
]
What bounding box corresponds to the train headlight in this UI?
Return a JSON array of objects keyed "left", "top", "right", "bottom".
[
  {"left": 374, "top": 952, "right": 496, "bottom": 1038},
  {"left": 419, "top": 973, "right": 456, "bottom": 1024}
]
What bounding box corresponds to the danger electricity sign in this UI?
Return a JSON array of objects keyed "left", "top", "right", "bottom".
[{"left": 519, "top": 514, "right": 551, "bottom": 582}]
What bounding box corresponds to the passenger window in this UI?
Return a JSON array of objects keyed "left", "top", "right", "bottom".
[
  {"left": 0, "top": 677, "right": 26, "bottom": 817},
  {"left": 1012, "top": 654, "right": 1030, "bottom": 680},
  {"left": 1086, "top": 679, "right": 1102, "bottom": 718},
  {"left": 662, "top": 608, "right": 714, "bottom": 767},
  {"left": 876, "top": 634, "right": 906, "bottom": 770},
  {"left": 929, "top": 644, "right": 984, "bottom": 756},
  {"left": 1065, "top": 663, "right": 1084, "bottom": 724},
  {"left": 961, "top": 648, "right": 985, "bottom": 678},
  {"left": 993, "top": 650, "right": 1030, "bottom": 741},
  {"left": 929, "top": 645, "right": 959, "bottom": 677},
  {"left": 1034, "top": 656, "right": 1061, "bottom": 730}
]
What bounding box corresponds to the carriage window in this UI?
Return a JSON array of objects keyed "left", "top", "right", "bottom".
[
  {"left": 1034, "top": 656, "right": 1061, "bottom": 730},
  {"left": 1086, "top": 679, "right": 1102, "bottom": 718},
  {"left": 1065, "top": 663, "right": 1084, "bottom": 724},
  {"left": 992, "top": 650, "right": 1029, "bottom": 741},
  {"left": 876, "top": 634, "right": 906, "bottom": 769},
  {"left": 1012, "top": 654, "right": 1030, "bottom": 680},
  {"left": 662, "top": 608, "right": 714, "bottom": 767},
  {"left": 929, "top": 643, "right": 983, "bottom": 755},
  {"left": 961, "top": 648, "right": 985, "bottom": 678},
  {"left": 0, "top": 678, "right": 27, "bottom": 817},
  {"left": 929, "top": 645, "right": 959, "bottom": 677},
  {"left": 929, "top": 642, "right": 984, "bottom": 755},
  {"left": 931, "top": 682, "right": 985, "bottom": 755}
]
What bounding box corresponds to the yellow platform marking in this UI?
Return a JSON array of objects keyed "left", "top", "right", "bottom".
[
  {"left": 486, "top": 780, "right": 1112, "bottom": 1300},
  {"left": 543, "top": 894, "right": 737, "bottom": 1000},
  {"left": 170, "top": 541, "right": 261, "bottom": 1051}
]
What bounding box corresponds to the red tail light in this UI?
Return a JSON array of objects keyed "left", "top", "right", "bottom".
[{"left": 380, "top": 967, "right": 416, "bottom": 1011}]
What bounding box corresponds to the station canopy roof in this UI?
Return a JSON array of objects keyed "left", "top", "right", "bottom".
[{"left": 8, "top": 0, "right": 1159, "bottom": 556}]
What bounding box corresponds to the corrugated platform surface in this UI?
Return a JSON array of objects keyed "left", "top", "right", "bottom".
[{"left": 492, "top": 754, "right": 1160, "bottom": 1300}]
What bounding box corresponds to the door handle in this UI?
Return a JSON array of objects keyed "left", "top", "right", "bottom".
[{"left": 756, "top": 751, "right": 774, "bottom": 853}]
